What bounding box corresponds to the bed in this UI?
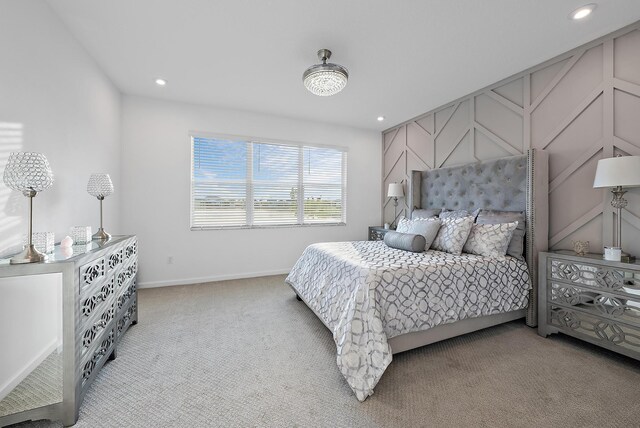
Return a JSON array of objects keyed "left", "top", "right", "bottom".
[{"left": 285, "top": 149, "right": 549, "bottom": 401}]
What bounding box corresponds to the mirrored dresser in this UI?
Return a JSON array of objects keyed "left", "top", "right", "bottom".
[
  {"left": 538, "top": 251, "right": 640, "bottom": 361},
  {"left": 0, "top": 235, "right": 138, "bottom": 427}
]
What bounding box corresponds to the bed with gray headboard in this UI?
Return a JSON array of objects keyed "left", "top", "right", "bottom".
[
  {"left": 286, "top": 148, "right": 549, "bottom": 401},
  {"left": 407, "top": 148, "right": 549, "bottom": 328}
]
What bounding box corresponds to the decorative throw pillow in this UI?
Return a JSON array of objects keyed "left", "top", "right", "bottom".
[
  {"left": 383, "top": 231, "right": 427, "bottom": 253},
  {"left": 431, "top": 217, "right": 474, "bottom": 256},
  {"left": 476, "top": 210, "right": 526, "bottom": 260},
  {"left": 396, "top": 217, "right": 442, "bottom": 250},
  {"left": 395, "top": 217, "right": 413, "bottom": 233},
  {"left": 440, "top": 208, "right": 481, "bottom": 221},
  {"left": 411, "top": 208, "right": 441, "bottom": 220},
  {"left": 463, "top": 222, "right": 518, "bottom": 258}
]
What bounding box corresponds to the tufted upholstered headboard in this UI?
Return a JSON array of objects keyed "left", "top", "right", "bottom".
[{"left": 408, "top": 149, "right": 549, "bottom": 327}]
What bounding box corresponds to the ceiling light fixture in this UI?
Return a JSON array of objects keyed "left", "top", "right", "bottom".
[
  {"left": 377, "top": 116, "right": 385, "bottom": 122},
  {"left": 569, "top": 3, "right": 596, "bottom": 20},
  {"left": 155, "top": 78, "right": 167, "bottom": 86},
  {"left": 303, "top": 49, "right": 349, "bottom": 96}
]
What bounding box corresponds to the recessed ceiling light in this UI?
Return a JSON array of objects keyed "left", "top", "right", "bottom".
[
  {"left": 155, "top": 78, "right": 167, "bottom": 86},
  {"left": 377, "top": 116, "right": 385, "bottom": 122},
  {"left": 570, "top": 4, "right": 596, "bottom": 20}
]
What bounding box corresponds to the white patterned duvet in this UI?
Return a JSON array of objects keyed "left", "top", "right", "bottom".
[{"left": 285, "top": 240, "right": 531, "bottom": 401}]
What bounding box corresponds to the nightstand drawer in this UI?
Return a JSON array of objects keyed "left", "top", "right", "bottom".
[
  {"left": 548, "top": 305, "right": 640, "bottom": 357},
  {"left": 549, "top": 282, "right": 640, "bottom": 327},
  {"left": 549, "top": 258, "right": 640, "bottom": 292},
  {"left": 368, "top": 227, "right": 389, "bottom": 241}
]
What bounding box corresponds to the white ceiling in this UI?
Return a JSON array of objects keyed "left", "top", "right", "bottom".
[{"left": 47, "top": 0, "right": 640, "bottom": 131}]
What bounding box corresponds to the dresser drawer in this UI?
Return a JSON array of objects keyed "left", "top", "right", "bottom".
[
  {"left": 80, "top": 302, "right": 115, "bottom": 357},
  {"left": 549, "top": 282, "right": 640, "bottom": 328},
  {"left": 106, "top": 247, "right": 124, "bottom": 272},
  {"left": 116, "top": 297, "right": 137, "bottom": 340},
  {"left": 79, "top": 257, "right": 107, "bottom": 294},
  {"left": 548, "top": 305, "right": 640, "bottom": 356},
  {"left": 117, "top": 280, "right": 137, "bottom": 313},
  {"left": 80, "top": 327, "right": 115, "bottom": 390},
  {"left": 79, "top": 276, "right": 115, "bottom": 321},
  {"left": 549, "top": 258, "right": 640, "bottom": 292}
]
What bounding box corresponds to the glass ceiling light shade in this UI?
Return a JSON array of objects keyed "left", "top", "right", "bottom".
[
  {"left": 87, "top": 173, "right": 114, "bottom": 240},
  {"left": 303, "top": 49, "right": 349, "bottom": 96},
  {"left": 2, "top": 152, "right": 54, "bottom": 264}
]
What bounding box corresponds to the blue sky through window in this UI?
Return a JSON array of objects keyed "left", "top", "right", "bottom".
[{"left": 193, "top": 137, "right": 343, "bottom": 201}]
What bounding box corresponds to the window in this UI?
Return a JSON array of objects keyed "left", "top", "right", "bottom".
[{"left": 191, "top": 134, "right": 347, "bottom": 229}]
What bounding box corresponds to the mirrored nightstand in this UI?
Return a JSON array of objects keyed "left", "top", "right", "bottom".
[{"left": 368, "top": 226, "right": 390, "bottom": 241}]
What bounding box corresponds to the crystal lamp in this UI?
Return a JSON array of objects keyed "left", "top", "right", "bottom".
[
  {"left": 303, "top": 49, "right": 349, "bottom": 96},
  {"left": 2, "top": 152, "right": 54, "bottom": 264},
  {"left": 87, "top": 173, "right": 114, "bottom": 240},
  {"left": 593, "top": 155, "right": 640, "bottom": 262},
  {"left": 387, "top": 183, "right": 404, "bottom": 230}
]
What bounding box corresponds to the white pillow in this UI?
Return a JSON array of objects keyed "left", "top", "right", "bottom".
[
  {"left": 396, "top": 217, "right": 442, "bottom": 250},
  {"left": 463, "top": 222, "right": 518, "bottom": 258},
  {"left": 431, "top": 217, "right": 474, "bottom": 256}
]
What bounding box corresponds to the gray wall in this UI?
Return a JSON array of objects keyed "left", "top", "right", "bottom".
[{"left": 383, "top": 22, "right": 640, "bottom": 256}]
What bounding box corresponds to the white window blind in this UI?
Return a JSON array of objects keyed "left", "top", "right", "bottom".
[{"left": 191, "top": 135, "right": 347, "bottom": 229}]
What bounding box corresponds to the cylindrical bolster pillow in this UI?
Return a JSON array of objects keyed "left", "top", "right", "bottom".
[{"left": 383, "top": 231, "right": 426, "bottom": 253}]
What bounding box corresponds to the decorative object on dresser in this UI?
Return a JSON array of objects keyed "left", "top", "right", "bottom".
[
  {"left": 71, "top": 226, "right": 93, "bottom": 245},
  {"left": 593, "top": 155, "right": 640, "bottom": 263},
  {"left": 368, "top": 226, "right": 389, "bottom": 241},
  {"left": 87, "top": 173, "right": 114, "bottom": 241},
  {"left": 23, "top": 232, "right": 55, "bottom": 254},
  {"left": 0, "top": 236, "right": 138, "bottom": 427},
  {"left": 387, "top": 182, "right": 404, "bottom": 229},
  {"left": 2, "top": 152, "right": 54, "bottom": 264},
  {"left": 538, "top": 251, "right": 640, "bottom": 361},
  {"left": 572, "top": 240, "right": 590, "bottom": 256}
]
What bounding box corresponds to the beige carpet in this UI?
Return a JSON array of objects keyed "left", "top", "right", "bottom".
[{"left": 13, "top": 274, "right": 640, "bottom": 428}]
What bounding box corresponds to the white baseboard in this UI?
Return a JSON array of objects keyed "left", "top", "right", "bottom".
[
  {"left": 0, "top": 339, "right": 59, "bottom": 402},
  {"left": 137, "top": 268, "right": 291, "bottom": 289}
]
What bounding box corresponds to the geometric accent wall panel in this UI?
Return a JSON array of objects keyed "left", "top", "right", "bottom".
[{"left": 382, "top": 22, "right": 640, "bottom": 256}]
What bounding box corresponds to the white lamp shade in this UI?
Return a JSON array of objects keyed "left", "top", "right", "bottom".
[
  {"left": 387, "top": 183, "right": 404, "bottom": 198},
  {"left": 87, "top": 173, "right": 114, "bottom": 198},
  {"left": 593, "top": 156, "right": 640, "bottom": 188}
]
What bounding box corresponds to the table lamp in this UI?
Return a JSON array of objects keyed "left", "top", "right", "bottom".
[
  {"left": 87, "top": 173, "right": 114, "bottom": 240},
  {"left": 2, "top": 152, "right": 54, "bottom": 264},
  {"left": 387, "top": 182, "right": 404, "bottom": 229},
  {"left": 593, "top": 155, "right": 640, "bottom": 262}
]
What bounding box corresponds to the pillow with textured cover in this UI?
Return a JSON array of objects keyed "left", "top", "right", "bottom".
[
  {"left": 383, "top": 231, "right": 426, "bottom": 253},
  {"left": 440, "top": 208, "right": 481, "bottom": 220},
  {"left": 411, "top": 208, "right": 441, "bottom": 220},
  {"left": 396, "top": 217, "right": 441, "bottom": 250},
  {"left": 463, "top": 222, "right": 518, "bottom": 258},
  {"left": 476, "top": 210, "right": 526, "bottom": 260},
  {"left": 431, "top": 216, "right": 474, "bottom": 256}
]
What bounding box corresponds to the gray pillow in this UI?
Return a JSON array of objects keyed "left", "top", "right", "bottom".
[
  {"left": 384, "top": 231, "right": 427, "bottom": 253},
  {"left": 476, "top": 210, "right": 526, "bottom": 260},
  {"left": 463, "top": 222, "right": 518, "bottom": 258},
  {"left": 400, "top": 218, "right": 441, "bottom": 250},
  {"left": 411, "top": 208, "right": 441, "bottom": 220},
  {"left": 431, "top": 217, "right": 474, "bottom": 256},
  {"left": 440, "top": 208, "right": 481, "bottom": 220}
]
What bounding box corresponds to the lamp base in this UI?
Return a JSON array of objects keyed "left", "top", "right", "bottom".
[
  {"left": 10, "top": 244, "right": 46, "bottom": 264},
  {"left": 92, "top": 228, "right": 111, "bottom": 241}
]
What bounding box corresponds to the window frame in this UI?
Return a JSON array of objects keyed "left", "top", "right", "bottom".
[{"left": 189, "top": 131, "right": 348, "bottom": 230}]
